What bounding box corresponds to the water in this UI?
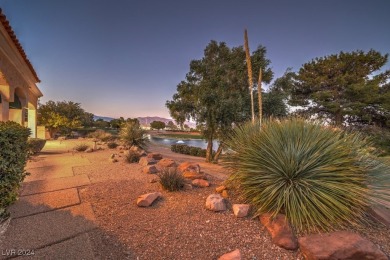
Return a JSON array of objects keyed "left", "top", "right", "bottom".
[{"left": 148, "top": 135, "right": 219, "bottom": 150}]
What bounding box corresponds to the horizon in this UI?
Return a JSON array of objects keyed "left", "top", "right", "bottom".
[{"left": 1, "top": 0, "right": 389, "bottom": 118}]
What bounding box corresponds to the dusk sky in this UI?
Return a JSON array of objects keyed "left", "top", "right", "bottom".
[{"left": 1, "top": 0, "right": 389, "bottom": 119}]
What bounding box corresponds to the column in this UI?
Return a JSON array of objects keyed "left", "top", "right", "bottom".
[{"left": 28, "top": 108, "right": 37, "bottom": 138}]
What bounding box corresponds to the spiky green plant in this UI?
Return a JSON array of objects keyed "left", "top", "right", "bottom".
[
  {"left": 157, "top": 168, "right": 185, "bottom": 192},
  {"left": 119, "top": 121, "right": 149, "bottom": 150},
  {"left": 223, "top": 118, "right": 390, "bottom": 232}
]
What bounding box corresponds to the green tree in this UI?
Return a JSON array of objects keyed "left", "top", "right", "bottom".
[
  {"left": 150, "top": 121, "right": 166, "bottom": 131},
  {"left": 166, "top": 121, "right": 177, "bottom": 130},
  {"left": 110, "top": 117, "right": 125, "bottom": 129},
  {"left": 93, "top": 119, "right": 110, "bottom": 128},
  {"left": 166, "top": 40, "right": 273, "bottom": 162},
  {"left": 291, "top": 50, "right": 390, "bottom": 126},
  {"left": 38, "top": 100, "right": 91, "bottom": 136}
]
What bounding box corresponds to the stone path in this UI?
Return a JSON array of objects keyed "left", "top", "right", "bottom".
[{"left": 0, "top": 145, "right": 97, "bottom": 259}]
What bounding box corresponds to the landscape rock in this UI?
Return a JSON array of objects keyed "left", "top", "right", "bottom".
[
  {"left": 177, "top": 162, "right": 201, "bottom": 173},
  {"left": 85, "top": 148, "right": 93, "bottom": 153},
  {"left": 149, "top": 178, "right": 158, "bottom": 183},
  {"left": 368, "top": 205, "right": 390, "bottom": 227},
  {"left": 139, "top": 157, "right": 157, "bottom": 166},
  {"left": 259, "top": 213, "right": 298, "bottom": 250},
  {"left": 143, "top": 165, "right": 159, "bottom": 174},
  {"left": 222, "top": 190, "right": 229, "bottom": 198},
  {"left": 218, "top": 249, "right": 241, "bottom": 260},
  {"left": 299, "top": 231, "right": 387, "bottom": 260},
  {"left": 215, "top": 185, "right": 226, "bottom": 193},
  {"left": 136, "top": 192, "right": 162, "bottom": 207},
  {"left": 110, "top": 154, "right": 116, "bottom": 159},
  {"left": 232, "top": 204, "right": 250, "bottom": 218},
  {"left": 205, "top": 194, "right": 226, "bottom": 212},
  {"left": 182, "top": 171, "right": 207, "bottom": 180},
  {"left": 117, "top": 145, "right": 125, "bottom": 150},
  {"left": 147, "top": 153, "right": 163, "bottom": 160},
  {"left": 157, "top": 158, "right": 177, "bottom": 170},
  {"left": 130, "top": 145, "right": 146, "bottom": 156},
  {"left": 184, "top": 184, "right": 193, "bottom": 190},
  {"left": 109, "top": 158, "right": 118, "bottom": 163},
  {"left": 192, "top": 179, "right": 210, "bottom": 188}
]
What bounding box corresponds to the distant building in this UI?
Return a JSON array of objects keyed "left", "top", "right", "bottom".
[{"left": 0, "top": 9, "right": 42, "bottom": 137}]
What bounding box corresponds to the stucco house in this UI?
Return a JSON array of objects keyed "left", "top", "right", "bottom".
[{"left": 0, "top": 8, "right": 42, "bottom": 137}]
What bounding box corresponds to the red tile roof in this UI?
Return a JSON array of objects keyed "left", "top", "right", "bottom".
[{"left": 0, "top": 8, "right": 40, "bottom": 83}]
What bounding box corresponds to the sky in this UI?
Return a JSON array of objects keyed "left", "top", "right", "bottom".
[{"left": 1, "top": 0, "right": 389, "bottom": 119}]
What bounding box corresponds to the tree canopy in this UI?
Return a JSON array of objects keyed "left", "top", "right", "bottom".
[
  {"left": 38, "top": 100, "right": 93, "bottom": 135},
  {"left": 291, "top": 50, "right": 390, "bottom": 126},
  {"left": 166, "top": 40, "right": 273, "bottom": 162},
  {"left": 150, "top": 121, "right": 166, "bottom": 131}
]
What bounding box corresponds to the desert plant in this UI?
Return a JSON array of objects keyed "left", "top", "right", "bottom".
[
  {"left": 27, "top": 138, "right": 46, "bottom": 155},
  {"left": 87, "top": 129, "right": 113, "bottom": 141},
  {"left": 120, "top": 121, "right": 148, "bottom": 150},
  {"left": 223, "top": 118, "right": 390, "bottom": 233},
  {"left": 107, "top": 142, "right": 118, "bottom": 149},
  {"left": 125, "top": 151, "right": 140, "bottom": 163},
  {"left": 0, "top": 121, "right": 30, "bottom": 219},
  {"left": 73, "top": 143, "right": 89, "bottom": 152},
  {"left": 157, "top": 168, "right": 185, "bottom": 192}
]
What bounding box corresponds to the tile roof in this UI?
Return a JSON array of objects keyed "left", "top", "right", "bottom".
[{"left": 0, "top": 8, "right": 40, "bottom": 83}]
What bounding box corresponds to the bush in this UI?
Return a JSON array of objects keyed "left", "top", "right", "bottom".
[
  {"left": 27, "top": 138, "right": 46, "bottom": 155},
  {"left": 87, "top": 129, "right": 113, "bottom": 142},
  {"left": 157, "top": 168, "right": 185, "bottom": 191},
  {"left": 0, "top": 121, "right": 30, "bottom": 219},
  {"left": 125, "top": 151, "right": 140, "bottom": 163},
  {"left": 107, "top": 142, "right": 118, "bottom": 149},
  {"left": 223, "top": 118, "right": 390, "bottom": 233},
  {"left": 120, "top": 121, "right": 148, "bottom": 150},
  {"left": 171, "top": 144, "right": 210, "bottom": 158},
  {"left": 73, "top": 143, "right": 89, "bottom": 152}
]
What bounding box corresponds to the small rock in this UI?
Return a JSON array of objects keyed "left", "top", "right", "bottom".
[
  {"left": 184, "top": 184, "right": 193, "bottom": 190},
  {"left": 119, "top": 150, "right": 124, "bottom": 154},
  {"left": 299, "top": 231, "right": 387, "bottom": 260},
  {"left": 221, "top": 190, "right": 229, "bottom": 198},
  {"left": 218, "top": 249, "right": 241, "bottom": 260},
  {"left": 157, "top": 158, "right": 177, "bottom": 169},
  {"left": 85, "top": 147, "right": 93, "bottom": 153},
  {"left": 136, "top": 192, "right": 162, "bottom": 207},
  {"left": 139, "top": 157, "right": 157, "bottom": 166},
  {"left": 183, "top": 171, "right": 207, "bottom": 180},
  {"left": 149, "top": 178, "right": 158, "bottom": 183},
  {"left": 259, "top": 213, "right": 298, "bottom": 250},
  {"left": 147, "top": 153, "right": 163, "bottom": 160},
  {"left": 205, "top": 194, "right": 226, "bottom": 212},
  {"left": 143, "top": 165, "right": 159, "bottom": 174},
  {"left": 232, "top": 204, "right": 250, "bottom": 218},
  {"left": 215, "top": 185, "right": 226, "bottom": 193},
  {"left": 192, "top": 179, "right": 210, "bottom": 188},
  {"left": 177, "top": 162, "right": 201, "bottom": 173},
  {"left": 109, "top": 158, "right": 118, "bottom": 163},
  {"left": 110, "top": 154, "right": 116, "bottom": 159},
  {"left": 117, "top": 145, "right": 124, "bottom": 150}
]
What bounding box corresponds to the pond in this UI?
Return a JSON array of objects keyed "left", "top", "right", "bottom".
[{"left": 148, "top": 135, "right": 219, "bottom": 150}]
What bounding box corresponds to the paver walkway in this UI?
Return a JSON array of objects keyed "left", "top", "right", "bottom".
[{"left": 0, "top": 142, "right": 97, "bottom": 259}]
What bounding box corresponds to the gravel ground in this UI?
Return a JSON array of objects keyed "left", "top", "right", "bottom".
[{"left": 70, "top": 141, "right": 389, "bottom": 259}]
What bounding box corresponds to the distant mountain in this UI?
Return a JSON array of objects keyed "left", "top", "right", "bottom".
[{"left": 94, "top": 115, "right": 115, "bottom": 122}]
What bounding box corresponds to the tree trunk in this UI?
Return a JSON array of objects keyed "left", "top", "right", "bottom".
[
  {"left": 258, "top": 68, "right": 262, "bottom": 126},
  {"left": 335, "top": 109, "right": 343, "bottom": 126},
  {"left": 213, "top": 143, "right": 223, "bottom": 163},
  {"left": 205, "top": 136, "right": 213, "bottom": 163}
]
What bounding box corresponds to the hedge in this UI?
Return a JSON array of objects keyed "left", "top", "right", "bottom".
[
  {"left": 171, "top": 144, "right": 214, "bottom": 158},
  {"left": 27, "top": 138, "right": 46, "bottom": 155},
  {"left": 0, "top": 121, "right": 30, "bottom": 219}
]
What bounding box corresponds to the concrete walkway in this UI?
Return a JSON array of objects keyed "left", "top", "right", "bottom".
[{"left": 0, "top": 142, "right": 97, "bottom": 259}]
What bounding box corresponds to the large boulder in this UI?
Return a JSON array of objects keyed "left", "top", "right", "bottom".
[
  {"left": 177, "top": 162, "right": 201, "bottom": 173},
  {"left": 136, "top": 192, "right": 162, "bottom": 207},
  {"left": 147, "top": 153, "right": 163, "bottom": 160},
  {"left": 192, "top": 179, "right": 210, "bottom": 188},
  {"left": 299, "top": 231, "right": 387, "bottom": 260},
  {"left": 232, "top": 204, "right": 250, "bottom": 218},
  {"left": 218, "top": 249, "right": 241, "bottom": 260},
  {"left": 139, "top": 157, "right": 157, "bottom": 166},
  {"left": 182, "top": 171, "right": 207, "bottom": 180},
  {"left": 205, "top": 194, "right": 226, "bottom": 212},
  {"left": 259, "top": 213, "right": 298, "bottom": 250},
  {"left": 156, "top": 158, "right": 177, "bottom": 170}
]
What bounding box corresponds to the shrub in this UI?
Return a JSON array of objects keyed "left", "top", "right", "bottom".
[
  {"left": 27, "top": 138, "right": 46, "bottom": 155},
  {"left": 125, "top": 151, "right": 140, "bottom": 163},
  {"left": 0, "top": 121, "right": 30, "bottom": 219},
  {"left": 107, "top": 142, "right": 118, "bottom": 149},
  {"left": 223, "top": 118, "right": 390, "bottom": 233},
  {"left": 73, "top": 143, "right": 89, "bottom": 152},
  {"left": 171, "top": 144, "right": 210, "bottom": 158},
  {"left": 120, "top": 121, "right": 148, "bottom": 150},
  {"left": 87, "top": 129, "right": 113, "bottom": 141},
  {"left": 157, "top": 168, "right": 185, "bottom": 192}
]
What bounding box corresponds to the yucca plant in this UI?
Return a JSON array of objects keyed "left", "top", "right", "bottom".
[
  {"left": 119, "top": 121, "right": 149, "bottom": 150},
  {"left": 223, "top": 118, "right": 390, "bottom": 233}
]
